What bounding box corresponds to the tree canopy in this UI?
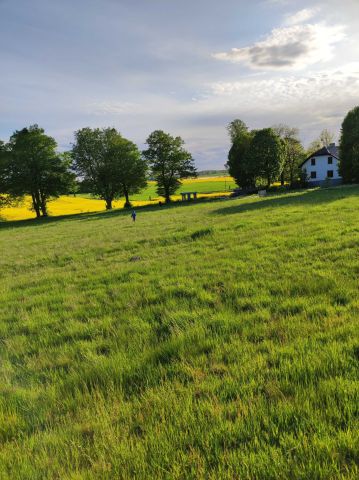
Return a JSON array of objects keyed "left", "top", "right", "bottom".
[
  {"left": 72, "top": 127, "right": 147, "bottom": 209},
  {"left": 1, "top": 125, "right": 74, "bottom": 217},
  {"left": 272, "top": 124, "right": 305, "bottom": 185},
  {"left": 339, "top": 106, "right": 359, "bottom": 183},
  {"left": 109, "top": 138, "right": 147, "bottom": 207},
  {"left": 143, "top": 130, "right": 196, "bottom": 203},
  {"left": 227, "top": 119, "right": 249, "bottom": 144},
  {"left": 246, "top": 128, "right": 285, "bottom": 188},
  {"left": 226, "top": 121, "right": 255, "bottom": 188}
]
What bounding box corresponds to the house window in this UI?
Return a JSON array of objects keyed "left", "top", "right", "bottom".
[
  {"left": 311, "top": 158, "right": 316, "bottom": 166},
  {"left": 327, "top": 170, "right": 334, "bottom": 178},
  {"left": 311, "top": 171, "right": 317, "bottom": 179},
  {"left": 328, "top": 157, "right": 333, "bottom": 164}
]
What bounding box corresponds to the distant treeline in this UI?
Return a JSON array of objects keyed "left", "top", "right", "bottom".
[{"left": 197, "top": 170, "right": 229, "bottom": 177}]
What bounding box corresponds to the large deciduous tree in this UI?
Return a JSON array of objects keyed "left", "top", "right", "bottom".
[
  {"left": 143, "top": 130, "right": 196, "bottom": 203},
  {"left": 109, "top": 139, "right": 147, "bottom": 207},
  {"left": 72, "top": 128, "right": 147, "bottom": 210},
  {"left": 246, "top": 128, "right": 285, "bottom": 188},
  {"left": 272, "top": 124, "right": 305, "bottom": 185},
  {"left": 339, "top": 106, "right": 359, "bottom": 183},
  {"left": 2, "top": 125, "right": 74, "bottom": 218},
  {"left": 226, "top": 120, "right": 255, "bottom": 188}
]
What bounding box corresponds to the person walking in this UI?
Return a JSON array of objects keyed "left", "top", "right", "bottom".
[{"left": 131, "top": 210, "right": 137, "bottom": 222}]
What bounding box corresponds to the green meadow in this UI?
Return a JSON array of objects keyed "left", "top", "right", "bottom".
[
  {"left": 0, "top": 186, "right": 358, "bottom": 479},
  {"left": 79, "top": 177, "right": 236, "bottom": 201}
]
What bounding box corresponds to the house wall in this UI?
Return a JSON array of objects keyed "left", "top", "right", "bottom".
[{"left": 302, "top": 155, "right": 342, "bottom": 184}]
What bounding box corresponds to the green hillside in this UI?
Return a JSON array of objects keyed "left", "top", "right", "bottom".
[{"left": 0, "top": 186, "right": 358, "bottom": 479}]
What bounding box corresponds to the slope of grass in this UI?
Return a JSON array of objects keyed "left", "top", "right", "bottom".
[{"left": 0, "top": 186, "right": 358, "bottom": 479}]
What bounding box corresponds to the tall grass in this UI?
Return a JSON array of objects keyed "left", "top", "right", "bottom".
[{"left": 0, "top": 186, "right": 358, "bottom": 479}]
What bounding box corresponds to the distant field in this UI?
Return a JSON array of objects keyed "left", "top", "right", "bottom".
[
  {"left": 0, "top": 176, "right": 236, "bottom": 221},
  {"left": 0, "top": 185, "right": 358, "bottom": 479},
  {"left": 78, "top": 177, "right": 236, "bottom": 200}
]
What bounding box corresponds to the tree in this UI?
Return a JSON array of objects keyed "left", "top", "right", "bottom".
[
  {"left": 272, "top": 124, "right": 305, "bottom": 185},
  {"left": 2, "top": 125, "right": 75, "bottom": 218},
  {"left": 226, "top": 120, "right": 255, "bottom": 188},
  {"left": 109, "top": 138, "right": 147, "bottom": 207},
  {"left": 339, "top": 106, "right": 359, "bottom": 183},
  {"left": 308, "top": 128, "right": 335, "bottom": 154},
  {"left": 307, "top": 138, "right": 323, "bottom": 155},
  {"left": 227, "top": 119, "right": 249, "bottom": 143},
  {"left": 283, "top": 138, "right": 306, "bottom": 186},
  {"left": 0, "top": 141, "right": 10, "bottom": 209},
  {"left": 320, "top": 129, "right": 335, "bottom": 147},
  {"left": 143, "top": 130, "right": 196, "bottom": 203},
  {"left": 72, "top": 128, "right": 147, "bottom": 210},
  {"left": 246, "top": 128, "right": 285, "bottom": 188}
]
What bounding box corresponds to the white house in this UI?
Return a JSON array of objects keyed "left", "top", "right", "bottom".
[{"left": 300, "top": 143, "right": 342, "bottom": 186}]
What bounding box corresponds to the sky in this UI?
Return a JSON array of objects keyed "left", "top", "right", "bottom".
[{"left": 1, "top": 0, "right": 359, "bottom": 169}]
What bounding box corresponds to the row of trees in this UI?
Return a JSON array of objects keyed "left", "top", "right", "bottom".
[
  {"left": 227, "top": 106, "right": 359, "bottom": 189},
  {"left": 0, "top": 126, "right": 196, "bottom": 217},
  {"left": 1, "top": 106, "right": 358, "bottom": 218},
  {"left": 226, "top": 120, "right": 306, "bottom": 189},
  {"left": 225, "top": 118, "right": 354, "bottom": 189}
]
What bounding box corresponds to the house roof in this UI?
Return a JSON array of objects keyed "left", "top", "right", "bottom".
[{"left": 300, "top": 145, "right": 340, "bottom": 168}]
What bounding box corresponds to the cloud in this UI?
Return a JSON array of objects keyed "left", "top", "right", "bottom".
[
  {"left": 213, "top": 23, "right": 346, "bottom": 70},
  {"left": 284, "top": 8, "right": 319, "bottom": 26},
  {"left": 208, "top": 63, "right": 359, "bottom": 115}
]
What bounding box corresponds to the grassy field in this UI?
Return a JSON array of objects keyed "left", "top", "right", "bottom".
[
  {"left": 0, "top": 177, "right": 236, "bottom": 221},
  {"left": 0, "top": 186, "right": 358, "bottom": 479}
]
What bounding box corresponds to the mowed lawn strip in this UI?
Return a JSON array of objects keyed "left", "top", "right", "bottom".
[{"left": 0, "top": 186, "right": 358, "bottom": 479}]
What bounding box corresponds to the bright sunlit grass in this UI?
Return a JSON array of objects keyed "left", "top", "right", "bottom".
[{"left": 0, "top": 185, "right": 358, "bottom": 479}]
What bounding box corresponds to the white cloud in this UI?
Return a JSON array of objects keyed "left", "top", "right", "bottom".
[
  {"left": 208, "top": 63, "right": 359, "bottom": 116},
  {"left": 213, "top": 23, "right": 346, "bottom": 70},
  {"left": 284, "top": 8, "right": 319, "bottom": 26}
]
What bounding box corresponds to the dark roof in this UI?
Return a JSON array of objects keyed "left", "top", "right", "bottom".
[
  {"left": 328, "top": 144, "right": 340, "bottom": 158},
  {"left": 300, "top": 145, "right": 340, "bottom": 168}
]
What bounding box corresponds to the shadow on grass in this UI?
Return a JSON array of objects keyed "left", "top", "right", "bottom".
[
  {"left": 212, "top": 185, "right": 359, "bottom": 216},
  {"left": 1, "top": 185, "right": 358, "bottom": 231},
  {"left": 0, "top": 195, "right": 226, "bottom": 231}
]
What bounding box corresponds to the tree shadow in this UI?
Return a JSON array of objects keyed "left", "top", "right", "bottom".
[
  {"left": 212, "top": 185, "right": 359, "bottom": 216},
  {"left": 0, "top": 195, "right": 226, "bottom": 231}
]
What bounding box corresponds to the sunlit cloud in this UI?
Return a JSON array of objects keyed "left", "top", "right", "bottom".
[
  {"left": 213, "top": 23, "right": 346, "bottom": 70},
  {"left": 283, "top": 8, "right": 319, "bottom": 26}
]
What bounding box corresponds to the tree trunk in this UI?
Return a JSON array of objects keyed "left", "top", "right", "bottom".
[
  {"left": 280, "top": 172, "right": 285, "bottom": 186},
  {"left": 31, "top": 192, "right": 41, "bottom": 218},
  {"left": 165, "top": 189, "right": 171, "bottom": 203},
  {"left": 40, "top": 195, "right": 48, "bottom": 217},
  {"left": 105, "top": 198, "right": 112, "bottom": 210},
  {"left": 41, "top": 204, "right": 48, "bottom": 217},
  {"left": 124, "top": 190, "right": 131, "bottom": 208},
  {"left": 267, "top": 176, "right": 271, "bottom": 189}
]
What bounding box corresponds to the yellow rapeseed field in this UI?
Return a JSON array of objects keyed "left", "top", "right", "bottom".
[{"left": 1, "top": 177, "right": 234, "bottom": 221}]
